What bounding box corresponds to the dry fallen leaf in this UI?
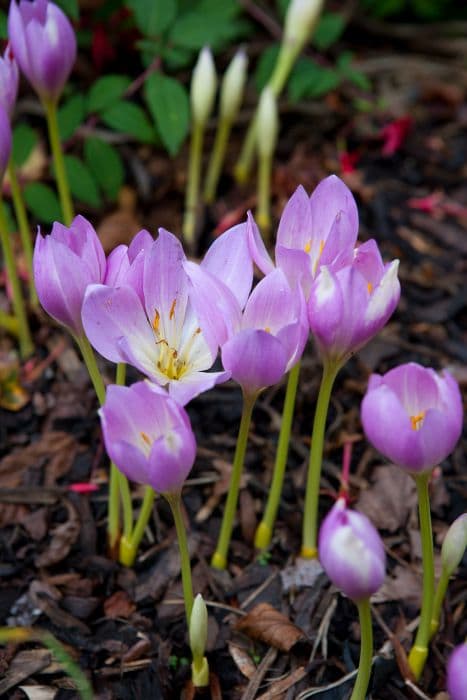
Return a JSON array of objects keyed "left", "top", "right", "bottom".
[
  {"left": 228, "top": 642, "right": 257, "bottom": 679},
  {"left": 371, "top": 564, "right": 421, "bottom": 605},
  {"left": 35, "top": 500, "right": 80, "bottom": 567},
  {"left": 356, "top": 465, "right": 417, "bottom": 533},
  {"left": 104, "top": 590, "right": 136, "bottom": 619},
  {"left": 235, "top": 603, "right": 306, "bottom": 652}
]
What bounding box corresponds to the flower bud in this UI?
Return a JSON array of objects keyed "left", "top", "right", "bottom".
[
  {"left": 319, "top": 498, "right": 386, "bottom": 601},
  {"left": 191, "top": 47, "right": 217, "bottom": 126},
  {"left": 220, "top": 49, "right": 248, "bottom": 121},
  {"left": 441, "top": 513, "right": 467, "bottom": 577},
  {"left": 189, "top": 593, "right": 209, "bottom": 687},
  {"left": 256, "top": 87, "right": 278, "bottom": 158},
  {"left": 447, "top": 643, "right": 467, "bottom": 700},
  {"left": 284, "top": 0, "right": 324, "bottom": 49}
]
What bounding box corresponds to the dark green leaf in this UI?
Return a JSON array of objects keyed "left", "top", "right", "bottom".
[
  {"left": 313, "top": 13, "right": 345, "bottom": 50},
  {"left": 61, "top": 155, "right": 101, "bottom": 208},
  {"left": 144, "top": 73, "right": 189, "bottom": 156},
  {"left": 169, "top": 1, "right": 249, "bottom": 50},
  {"left": 275, "top": 0, "right": 290, "bottom": 19},
  {"left": 58, "top": 93, "right": 85, "bottom": 140},
  {"left": 337, "top": 52, "right": 371, "bottom": 91},
  {"left": 100, "top": 101, "right": 156, "bottom": 143},
  {"left": 87, "top": 75, "right": 132, "bottom": 115},
  {"left": 255, "top": 44, "right": 281, "bottom": 92},
  {"left": 288, "top": 58, "right": 340, "bottom": 101},
  {"left": 127, "top": 0, "right": 176, "bottom": 35},
  {"left": 24, "top": 183, "right": 62, "bottom": 224},
  {"left": 84, "top": 137, "right": 125, "bottom": 200},
  {"left": 53, "top": 0, "right": 79, "bottom": 20},
  {"left": 12, "top": 124, "right": 37, "bottom": 167},
  {"left": 0, "top": 10, "right": 7, "bottom": 40}
]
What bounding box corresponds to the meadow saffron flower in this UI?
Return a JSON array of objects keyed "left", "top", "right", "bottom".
[
  {"left": 100, "top": 381, "right": 196, "bottom": 494},
  {"left": 319, "top": 498, "right": 386, "bottom": 601},
  {"left": 8, "top": 0, "right": 77, "bottom": 104},
  {"left": 361, "top": 362, "right": 462, "bottom": 473},
  {"left": 447, "top": 644, "right": 467, "bottom": 700},
  {"left": 0, "top": 45, "right": 19, "bottom": 116}
]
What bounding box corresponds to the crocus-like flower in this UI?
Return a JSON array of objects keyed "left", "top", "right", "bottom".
[
  {"left": 0, "top": 106, "right": 12, "bottom": 179},
  {"left": 191, "top": 46, "right": 217, "bottom": 126},
  {"left": 447, "top": 644, "right": 467, "bottom": 700},
  {"left": 319, "top": 498, "right": 386, "bottom": 601},
  {"left": 361, "top": 363, "right": 463, "bottom": 473},
  {"left": 104, "top": 228, "right": 153, "bottom": 302},
  {"left": 33, "top": 215, "right": 106, "bottom": 338},
  {"left": 308, "top": 239, "right": 400, "bottom": 367},
  {"left": 0, "top": 45, "right": 19, "bottom": 116},
  {"left": 8, "top": 0, "right": 77, "bottom": 104},
  {"left": 100, "top": 381, "right": 196, "bottom": 494}
]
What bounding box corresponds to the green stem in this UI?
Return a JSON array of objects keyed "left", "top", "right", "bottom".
[
  {"left": 183, "top": 120, "right": 204, "bottom": 251},
  {"left": 211, "top": 393, "right": 256, "bottom": 570},
  {"left": 0, "top": 197, "right": 33, "bottom": 358},
  {"left": 408, "top": 471, "right": 435, "bottom": 680},
  {"left": 350, "top": 598, "right": 373, "bottom": 700},
  {"left": 75, "top": 335, "right": 106, "bottom": 404},
  {"left": 430, "top": 566, "right": 450, "bottom": 639},
  {"left": 43, "top": 99, "right": 74, "bottom": 226},
  {"left": 256, "top": 149, "right": 272, "bottom": 240},
  {"left": 255, "top": 361, "right": 301, "bottom": 550},
  {"left": 115, "top": 363, "right": 133, "bottom": 541},
  {"left": 0, "top": 309, "right": 19, "bottom": 336},
  {"left": 7, "top": 160, "right": 37, "bottom": 306},
  {"left": 203, "top": 117, "right": 232, "bottom": 204},
  {"left": 301, "top": 362, "right": 340, "bottom": 558},
  {"left": 166, "top": 492, "right": 194, "bottom": 622},
  {"left": 42, "top": 631, "right": 94, "bottom": 700},
  {"left": 120, "top": 487, "right": 156, "bottom": 567}
]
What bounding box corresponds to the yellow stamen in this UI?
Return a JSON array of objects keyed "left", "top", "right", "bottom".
[
  {"left": 410, "top": 412, "right": 425, "bottom": 430},
  {"left": 169, "top": 299, "right": 177, "bottom": 320},
  {"left": 140, "top": 431, "right": 151, "bottom": 445},
  {"left": 304, "top": 240, "right": 311, "bottom": 253},
  {"left": 367, "top": 282, "right": 373, "bottom": 294},
  {"left": 264, "top": 326, "right": 271, "bottom": 333},
  {"left": 152, "top": 310, "right": 160, "bottom": 333},
  {"left": 318, "top": 239, "right": 325, "bottom": 256}
]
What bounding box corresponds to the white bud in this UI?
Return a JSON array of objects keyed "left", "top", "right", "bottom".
[
  {"left": 191, "top": 47, "right": 217, "bottom": 126},
  {"left": 220, "top": 49, "right": 248, "bottom": 121},
  {"left": 442, "top": 513, "right": 467, "bottom": 576},
  {"left": 256, "top": 87, "right": 278, "bottom": 158},
  {"left": 189, "top": 593, "right": 208, "bottom": 663},
  {"left": 284, "top": 0, "right": 324, "bottom": 49}
]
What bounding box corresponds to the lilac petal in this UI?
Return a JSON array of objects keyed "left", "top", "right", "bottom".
[
  {"left": 418, "top": 407, "right": 462, "bottom": 470},
  {"left": 104, "top": 245, "right": 130, "bottom": 286},
  {"left": 243, "top": 268, "right": 295, "bottom": 332},
  {"left": 309, "top": 174, "right": 359, "bottom": 252},
  {"left": 167, "top": 369, "right": 230, "bottom": 406},
  {"left": 353, "top": 240, "right": 385, "bottom": 285},
  {"left": 276, "top": 185, "right": 312, "bottom": 251},
  {"left": 128, "top": 228, "right": 153, "bottom": 261},
  {"left": 117, "top": 335, "right": 167, "bottom": 386},
  {"left": 8, "top": 3, "right": 28, "bottom": 73},
  {"left": 447, "top": 645, "right": 467, "bottom": 700},
  {"left": 246, "top": 211, "right": 274, "bottom": 275},
  {"left": 147, "top": 426, "right": 196, "bottom": 492},
  {"left": 308, "top": 266, "right": 345, "bottom": 353},
  {"left": 381, "top": 363, "right": 440, "bottom": 417},
  {"left": 222, "top": 329, "right": 287, "bottom": 394},
  {"left": 82, "top": 284, "right": 154, "bottom": 363},
  {"left": 51, "top": 215, "right": 106, "bottom": 281},
  {"left": 364, "top": 260, "right": 400, "bottom": 330},
  {"left": 201, "top": 221, "right": 253, "bottom": 308},
  {"left": 275, "top": 244, "right": 313, "bottom": 298}
]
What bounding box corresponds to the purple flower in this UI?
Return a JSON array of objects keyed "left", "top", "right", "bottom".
[
  {"left": 319, "top": 498, "right": 386, "bottom": 601},
  {"left": 104, "top": 229, "right": 153, "bottom": 302},
  {"left": 308, "top": 239, "right": 400, "bottom": 367},
  {"left": 361, "top": 363, "right": 463, "bottom": 473},
  {"left": 82, "top": 228, "right": 232, "bottom": 406},
  {"left": 33, "top": 215, "right": 106, "bottom": 338},
  {"left": 447, "top": 644, "right": 467, "bottom": 700},
  {"left": 0, "top": 105, "right": 12, "bottom": 179},
  {"left": 8, "top": 0, "right": 77, "bottom": 104},
  {"left": 0, "top": 45, "right": 19, "bottom": 116},
  {"left": 99, "top": 381, "right": 196, "bottom": 494},
  {"left": 248, "top": 175, "right": 359, "bottom": 298}
]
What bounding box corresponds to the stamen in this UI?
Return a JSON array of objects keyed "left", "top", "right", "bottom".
[
  {"left": 264, "top": 326, "right": 271, "bottom": 333},
  {"left": 304, "top": 240, "right": 311, "bottom": 253},
  {"left": 367, "top": 282, "right": 373, "bottom": 294},
  {"left": 152, "top": 310, "right": 160, "bottom": 333},
  {"left": 318, "top": 239, "right": 325, "bottom": 256},
  {"left": 169, "top": 299, "right": 177, "bottom": 320},
  {"left": 410, "top": 412, "right": 425, "bottom": 430},
  {"left": 140, "top": 431, "right": 151, "bottom": 445}
]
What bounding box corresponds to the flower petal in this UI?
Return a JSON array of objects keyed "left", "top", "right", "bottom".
[
  {"left": 222, "top": 329, "right": 287, "bottom": 394},
  {"left": 246, "top": 211, "right": 274, "bottom": 275}
]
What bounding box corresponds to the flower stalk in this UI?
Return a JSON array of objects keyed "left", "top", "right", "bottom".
[
  {"left": 43, "top": 98, "right": 74, "bottom": 226},
  {"left": 7, "top": 159, "right": 37, "bottom": 305},
  {"left": 350, "top": 598, "right": 373, "bottom": 700},
  {"left": 166, "top": 492, "right": 194, "bottom": 621}
]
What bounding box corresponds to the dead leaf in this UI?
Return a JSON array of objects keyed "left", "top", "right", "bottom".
[
  {"left": 280, "top": 558, "right": 325, "bottom": 593},
  {"left": 256, "top": 665, "right": 307, "bottom": 699},
  {"left": 97, "top": 186, "right": 143, "bottom": 253},
  {"left": 356, "top": 465, "right": 417, "bottom": 532},
  {"left": 371, "top": 564, "right": 421, "bottom": 605},
  {"left": 35, "top": 499, "right": 80, "bottom": 567},
  {"left": 228, "top": 642, "right": 257, "bottom": 679},
  {"left": 235, "top": 603, "right": 306, "bottom": 652},
  {"left": 104, "top": 590, "right": 136, "bottom": 619}
]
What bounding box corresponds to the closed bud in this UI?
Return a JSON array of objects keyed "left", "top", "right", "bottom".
[
  {"left": 441, "top": 513, "right": 467, "bottom": 577},
  {"left": 220, "top": 49, "right": 248, "bottom": 121},
  {"left": 256, "top": 87, "right": 278, "bottom": 158},
  {"left": 284, "top": 0, "right": 324, "bottom": 50},
  {"left": 191, "top": 47, "right": 217, "bottom": 126},
  {"left": 189, "top": 593, "right": 209, "bottom": 687}
]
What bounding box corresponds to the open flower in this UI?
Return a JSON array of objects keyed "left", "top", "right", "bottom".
[
  {"left": 33, "top": 215, "right": 106, "bottom": 338},
  {"left": 8, "top": 0, "right": 77, "bottom": 104},
  {"left": 308, "top": 239, "right": 400, "bottom": 368},
  {"left": 100, "top": 381, "right": 196, "bottom": 494},
  {"left": 361, "top": 362, "right": 463, "bottom": 473},
  {"left": 319, "top": 498, "right": 386, "bottom": 601}
]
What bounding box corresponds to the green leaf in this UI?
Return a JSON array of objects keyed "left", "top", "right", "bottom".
[
  {"left": 288, "top": 58, "right": 340, "bottom": 101},
  {"left": 127, "top": 0, "right": 177, "bottom": 36},
  {"left": 12, "top": 124, "right": 37, "bottom": 167},
  {"left": 84, "top": 138, "right": 125, "bottom": 200},
  {"left": 255, "top": 44, "right": 281, "bottom": 92},
  {"left": 0, "top": 10, "right": 7, "bottom": 40},
  {"left": 144, "top": 73, "right": 189, "bottom": 156},
  {"left": 100, "top": 101, "right": 156, "bottom": 143},
  {"left": 87, "top": 75, "right": 132, "bottom": 115},
  {"left": 313, "top": 13, "right": 345, "bottom": 50},
  {"left": 169, "top": 1, "right": 250, "bottom": 50},
  {"left": 58, "top": 93, "right": 85, "bottom": 140},
  {"left": 24, "top": 183, "right": 62, "bottom": 224},
  {"left": 53, "top": 0, "right": 79, "bottom": 20},
  {"left": 337, "top": 52, "right": 371, "bottom": 91},
  {"left": 62, "top": 155, "right": 101, "bottom": 208}
]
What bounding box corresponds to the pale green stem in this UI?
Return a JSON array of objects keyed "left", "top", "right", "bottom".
[
  {"left": 350, "top": 598, "right": 373, "bottom": 700},
  {"left": 0, "top": 197, "right": 33, "bottom": 358},
  {"left": 75, "top": 335, "right": 106, "bottom": 404},
  {"left": 7, "top": 159, "right": 37, "bottom": 305},
  {"left": 43, "top": 98, "right": 74, "bottom": 226},
  {"left": 203, "top": 117, "right": 232, "bottom": 203},
  {"left": 183, "top": 120, "right": 204, "bottom": 251},
  {"left": 408, "top": 471, "right": 435, "bottom": 680},
  {"left": 301, "top": 362, "right": 340, "bottom": 558},
  {"left": 0, "top": 309, "right": 18, "bottom": 335},
  {"left": 115, "top": 362, "right": 133, "bottom": 541},
  {"left": 211, "top": 392, "right": 256, "bottom": 570},
  {"left": 430, "top": 566, "right": 450, "bottom": 639},
  {"left": 256, "top": 149, "right": 272, "bottom": 240},
  {"left": 255, "top": 361, "right": 301, "bottom": 550},
  {"left": 120, "top": 487, "right": 156, "bottom": 567},
  {"left": 166, "top": 492, "right": 194, "bottom": 621}
]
